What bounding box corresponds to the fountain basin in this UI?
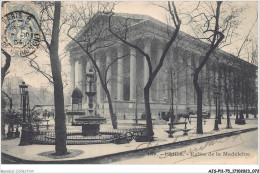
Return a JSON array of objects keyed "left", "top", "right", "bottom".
[{"left": 75, "top": 116, "right": 107, "bottom": 136}]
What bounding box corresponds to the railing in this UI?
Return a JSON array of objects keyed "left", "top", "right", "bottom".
[{"left": 30, "top": 124, "right": 147, "bottom": 145}]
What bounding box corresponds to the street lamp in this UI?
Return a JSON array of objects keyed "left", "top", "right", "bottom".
[
  {"left": 19, "top": 82, "right": 30, "bottom": 146},
  {"left": 213, "top": 89, "right": 219, "bottom": 131}
]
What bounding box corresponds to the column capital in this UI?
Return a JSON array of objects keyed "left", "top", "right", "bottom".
[
  {"left": 105, "top": 49, "right": 113, "bottom": 57},
  {"left": 130, "top": 46, "right": 136, "bottom": 55},
  {"left": 117, "top": 44, "right": 125, "bottom": 54},
  {"left": 143, "top": 36, "right": 153, "bottom": 45},
  {"left": 69, "top": 58, "right": 75, "bottom": 65},
  {"left": 94, "top": 52, "right": 102, "bottom": 61},
  {"left": 80, "top": 56, "right": 87, "bottom": 63},
  {"left": 77, "top": 57, "right": 84, "bottom": 64},
  {"left": 156, "top": 39, "right": 167, "bottom": 50}
]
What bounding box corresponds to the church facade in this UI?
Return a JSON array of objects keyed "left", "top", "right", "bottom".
[{"left": 66, "top": 13, "right": 257, "bottom": 119}]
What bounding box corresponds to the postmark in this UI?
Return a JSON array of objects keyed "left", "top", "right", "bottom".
[{"left": 2, "top": 10, "right": 41, "bottom": 57}]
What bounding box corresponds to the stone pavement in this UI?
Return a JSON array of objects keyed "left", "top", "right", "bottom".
[{"left": 1, "top": 116, "right": 258, "bottom": 164}]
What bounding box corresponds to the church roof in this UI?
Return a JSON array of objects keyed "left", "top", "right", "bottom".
[{"left": 66, "top": 12, "right": 256, "bottom": 68}]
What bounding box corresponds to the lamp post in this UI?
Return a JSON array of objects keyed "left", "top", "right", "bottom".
[
  {"left": 213, "top": 89, "right": 219, "bottom": 131},
  {"left": 19, "top": 82, "right": 30, "bottom": 146}
]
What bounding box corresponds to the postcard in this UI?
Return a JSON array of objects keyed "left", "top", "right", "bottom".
[{"left": 1, "top": 1, "right": 259, "bottom": 173}]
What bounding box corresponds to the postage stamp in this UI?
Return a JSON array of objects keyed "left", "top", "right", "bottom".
[{"left": 1, "top": 3, "right": 41, "bottom": 57}]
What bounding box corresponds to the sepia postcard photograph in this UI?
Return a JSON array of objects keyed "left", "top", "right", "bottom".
[{"left": 1, "top": 1, "right": 259, "bottom": 173}]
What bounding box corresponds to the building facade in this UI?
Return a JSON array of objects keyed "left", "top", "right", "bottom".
[{"left": 66, "top": 13, "right": 257, "bottom": 118}]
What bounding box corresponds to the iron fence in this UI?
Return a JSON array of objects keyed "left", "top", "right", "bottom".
[{"left": 30, "top": 124, "right": 147, "bottom": 145}]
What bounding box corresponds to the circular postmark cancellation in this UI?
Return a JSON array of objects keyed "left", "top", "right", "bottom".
[{"left": 2, "top": 11, "right": 41, "bottom": 57}]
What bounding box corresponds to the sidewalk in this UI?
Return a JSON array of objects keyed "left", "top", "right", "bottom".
[{"left": 1, "top": 116, "right": 258, "bottom": 164}]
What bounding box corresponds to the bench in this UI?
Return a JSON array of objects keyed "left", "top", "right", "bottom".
[{"left": 165, "top": 122, "right": 191, "bottom": 138}]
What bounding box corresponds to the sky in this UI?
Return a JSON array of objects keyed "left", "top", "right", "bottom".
[{"left": 1, "top": 1, "right": 258, "bottom": 92}]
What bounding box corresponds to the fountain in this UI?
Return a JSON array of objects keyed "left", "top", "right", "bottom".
[
  {"left": 34, "top": 67, "right": 145, "bottom": 144},
  {"left": 74, "top": 68, "right": 106, "bottom": 136}
]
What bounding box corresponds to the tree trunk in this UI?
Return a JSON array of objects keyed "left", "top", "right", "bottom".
[
  {"left": 2, "top": 91, "right": 12, "bottom": 109},
  {"left": 49, "top": 1, "right": 67, "bottom": 155},
  {"left": 144, "top": 86, "right": 154, "bottom": 139},
  {"left": 105, "top": 88, "right": 117, "bottom": 129},
  {"left": 170, "top": 70, "right": 174, "bottom": 123},
  {"left": 224, "top": 70, "right": 231, "bottom": 128},
  {"left": 1, "top": 49, "right": 11, "bottom": 88},
  {"left": 1, "top": 106, "right": 6, "bottom": 140},
  {"left": 171, "top": 88, "right": 174, "bottom": 123},
  {"left": 1, "top": 50, "right": 11, "bottom": 140},
  {"left": 218, "top": 69, "right": 222, "bottom": 124},
  {"left": 193, "top": 70, "right": 203, "bottom": 134},
  {"left": 226, "top": 92, "right": 230, "bottom": 128}
]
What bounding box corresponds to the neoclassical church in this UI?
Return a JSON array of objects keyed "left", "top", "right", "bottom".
[{"left": 66, "top": 13, "right": 257, "bottom": 118}]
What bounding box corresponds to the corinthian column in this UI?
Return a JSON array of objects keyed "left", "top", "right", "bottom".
[
  {"left": 77, "top": 58, "right": 83, "bottom": 89},
  {"left": 156, "top": 44, "right": 163, "bottom": 102},
  {"left": 81, "top": 57, "right": 86, "bottom": 104},
  {"left": 130, "top": 47, "right": 136, "bottom": 101},
  {"left": 179, "top": 58, "right": 186, "bottom": 104},
  {"left": 70, "top": 58, "right": 75, "bottom": 92},
  {"left": 186, "top": 57, "right": 192, "bottom": 105},
  {"left": 117, "top": 46, "right": 124, "bottom": 100},
  {"left": 96, "top": 54, "right": 101, "bottom": 105},
  {"left": 106, "top": 50, "right": 112, "bottom": 94}
]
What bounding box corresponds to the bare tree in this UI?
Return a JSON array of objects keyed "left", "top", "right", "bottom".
[
  {"left": 107, "top": 2, "right": 181, "bottom": 139},
  {"left": 192, "top": 2, "right": 224, "bottom": 134},
  {"left": 218, "top": 62, "right": 232, "bottom": 128},
  {"left": 1, "top": 2, "right": 66, "bottom": 153},
  {"left": 32, "top": 1, "right": 67, "bottom": 155},
  {"left": 178, "top": 1, "right": 246, "bottom": 133},
  {"left": 1, "top": 49, "right": 11, "bottom": 88}
]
